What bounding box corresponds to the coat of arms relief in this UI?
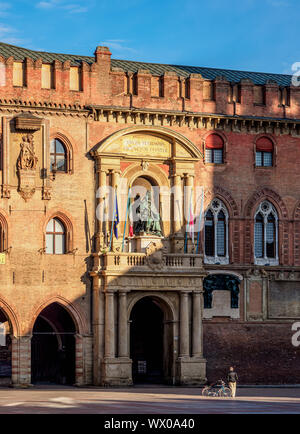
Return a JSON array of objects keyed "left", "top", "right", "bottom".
[{"left": 145, "top": 241, "right": 165, "bottom": 271}]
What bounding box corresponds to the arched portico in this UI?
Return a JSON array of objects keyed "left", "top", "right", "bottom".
[
  {"left": 129, "top": 295, "right": 175, "bottom": 384},
  {"left": 29, "top": 298, "right": 87, "bottom": 387}
]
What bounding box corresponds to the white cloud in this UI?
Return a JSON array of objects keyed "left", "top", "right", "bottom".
[
  {"left": 36, "top": 0, "right": 88, "bottom": 13},
  {"left": 0, "top": 23, "right": 28, "bottom": 46},
  {"left": 1, "top": 37, "right": 27, "bottom": 45},
  {"left": 0, "top": 24, "right": 15, "bottom": 36},
  {"left": 0, "top": 2, "right": 11, "bottom": 17},
  {"left": 267, "top": 0, "right": 290, "bottom": 6},
  {"left": 101, "top": 39, "right": 136, "bottom": 54}
]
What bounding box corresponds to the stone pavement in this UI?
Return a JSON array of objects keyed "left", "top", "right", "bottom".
[{"left": 0, "top": 386, "right": 299, "bottom": 414}]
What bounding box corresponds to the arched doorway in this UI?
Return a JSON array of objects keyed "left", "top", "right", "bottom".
[
  {"left": 130, "top": 296, "right": 173, "bottom": 384},
  {"left": 0, "top": 308, "right": 12, "bottom": 386},
  {"left": 31, "top": 303, "right": 76, "bottom": 385}
]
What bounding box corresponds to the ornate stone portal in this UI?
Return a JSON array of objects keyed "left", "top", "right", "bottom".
[{"left": 90, "top": 127, "right": 207, "bottom": 386}]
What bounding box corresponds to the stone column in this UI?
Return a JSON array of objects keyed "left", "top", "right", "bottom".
[
  {"left": 118, "top": 291, "right": 128, "bottom": 358},
  {"left": 184, "top": 174, "right": 194, "bottom": 220},
  {"left": 179, "top": 292, "right": 190, "bottom": 357},
  {"left": 192, "top": 291, "right": 202, "bottom": 357},
  {"left": 111, "top": 170, "right": 120, "bottom": 190},
  {"left": 104, "top": 291, "right": 115, "bottom": 359}
]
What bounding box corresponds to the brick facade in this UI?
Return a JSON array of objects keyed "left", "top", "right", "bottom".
[{"left": 0, "top": 41, "right": 299, "bottom": 386}]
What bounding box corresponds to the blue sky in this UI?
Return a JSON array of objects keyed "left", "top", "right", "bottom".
[{"left": 0, "top": 0, "right": 298, "bottom": 75}]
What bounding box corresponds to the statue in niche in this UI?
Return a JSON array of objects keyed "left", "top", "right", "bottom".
[
  {"left": 133, "top": 190, "right": 162, "bottom": 237},
  {"left": 17, "top": 133, "right": 38, "bottom": 201},
  {"left": 17, "top": 134, "right": 38, "bottom": 171}
]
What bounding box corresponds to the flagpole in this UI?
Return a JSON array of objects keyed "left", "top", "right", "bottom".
[
  {"left": 196, "top": 187, "right": 204, "bottom": 254},
  {"left": 109, "top": 187, "right": 116, "bottom": 252},
  {"left": 184, "top": 187, "right": 193, "bottom": 254},
  {"left": 122, "top": 184, "right": 131, "bottom": 252}
]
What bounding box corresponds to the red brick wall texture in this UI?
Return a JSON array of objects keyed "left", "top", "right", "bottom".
[{"left": 0, "top": 43, "right": 299, "bottom": 384}]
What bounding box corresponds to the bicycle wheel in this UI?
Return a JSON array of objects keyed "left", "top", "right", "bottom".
[
  {"left": 218, "top": 387, "right": 232, "bottom": 397},
  {"left": 202, "top": 387, "right": 211, "bottom": 397}
]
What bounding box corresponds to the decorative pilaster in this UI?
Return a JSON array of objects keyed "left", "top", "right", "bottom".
[
  {"left": 192, "top": 291, "right": 202, "bottom": 357},
  {"left": 118, "top": 291, "right": 128, "bottom": 358},
  {"left": 179, "top": 291, "right": 189, "bottom": 357},
  {"left": 104, "top": 291, "right": 115, "bottom": 358}
]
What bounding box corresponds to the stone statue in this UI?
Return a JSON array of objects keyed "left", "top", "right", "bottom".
[
  {"left": 133, "top": 190, "right": 162, "bottom": 237},
  {"left": 17, "top": 134, "right": 38, "bottom": 171}
]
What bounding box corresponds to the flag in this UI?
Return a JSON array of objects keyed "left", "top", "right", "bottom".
[
  {"left": 128, "top": 197, "right": 134, "bottom": 237},
  {"left": 184, "top": 188, "right": 194, "bottom": 253},
  {"left": 122, "top": 186, "right": 133, "bottom": 252},
  {"left": 196, "top": 187, "right": 205, "bottom": 253},
  {"left": 113, "top": 193, "right": 119, "bottom": 239},
  {"left": 189, "top": 199, "right": 195, "bottom": 243}
]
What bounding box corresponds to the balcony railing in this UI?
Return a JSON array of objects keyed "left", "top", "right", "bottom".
[{"left": 100, "top": 252, "right": 203, "bottom": 271}]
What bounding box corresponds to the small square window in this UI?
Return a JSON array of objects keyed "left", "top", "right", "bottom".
[
  {"left": 256, "top": 151, "right": 272, "bottom": 167},
  {"left": 205, "top": 149, "right": 223, "bottom": 164},
  {"left": 213, "top": 149, "right": 223, "bottom": 164},
  {"left": 205, "top": 149, "right": 213, "bottom": 163}
]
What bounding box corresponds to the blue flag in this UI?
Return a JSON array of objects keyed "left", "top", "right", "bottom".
[{"left": 113, "top": 194, "right": 119, "bottom": 239}]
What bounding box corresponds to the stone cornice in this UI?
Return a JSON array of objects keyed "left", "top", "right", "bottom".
[
  {"left": 2, "top": 99, "right": 300, "bottom": 136},
  {"left": 88, "top": 105, "right": 300, "bottom": 136},
  {"left": 0, "top": 99, "right": 91, "bottom": 118}
]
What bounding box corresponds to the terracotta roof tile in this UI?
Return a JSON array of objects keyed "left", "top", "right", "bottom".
[{"left": 0, "top": 41, "right": 292, "bottom": 87}]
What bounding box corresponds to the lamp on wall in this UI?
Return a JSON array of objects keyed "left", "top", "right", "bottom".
[{"left": 51, "top": 162, "right": 57, "bottom": 181}]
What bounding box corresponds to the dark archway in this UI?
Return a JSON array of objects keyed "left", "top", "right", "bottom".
[
  {"left": 31, "top": 303, "right": 76, "bottom": 385},
  {"left": 0, "top": 309, "right": 12, "bottom": 386},
  {"left": 130, "top": 296, "right": 173, "bottom": 384}
]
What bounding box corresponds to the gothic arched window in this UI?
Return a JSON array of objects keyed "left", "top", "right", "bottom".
[
  {"left": 50, "top": 139, "right": 67, "bottom": 172},
  {"left": 45, "top": 218, "right": 66, "bottom": 255},
  {"left": 254, "top": 201, "right": 278, "bottom": 265},
  {"left": 204, "top": 199, "right": 229, "bottom": 265}
]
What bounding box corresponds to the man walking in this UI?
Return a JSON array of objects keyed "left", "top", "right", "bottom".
[{"left": 227, "top": 366, "right": 238, "bottom": 397}]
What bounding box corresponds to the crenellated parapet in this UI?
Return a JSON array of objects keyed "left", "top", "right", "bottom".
[{"left": 0, "top": 42, "right": 299, "bottom": 120}]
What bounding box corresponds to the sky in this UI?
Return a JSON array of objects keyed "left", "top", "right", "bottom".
[{"left": 0, "top": 0, "right": 299, "bottom": 75}]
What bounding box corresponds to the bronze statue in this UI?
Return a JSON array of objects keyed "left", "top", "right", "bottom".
[{"left": 133, "top": 190, "right": 162, "bottom": 237}]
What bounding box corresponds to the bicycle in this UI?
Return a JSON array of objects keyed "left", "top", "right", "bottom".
[{"left": 202, "top": 379, "right": 232, "bottom": 397}]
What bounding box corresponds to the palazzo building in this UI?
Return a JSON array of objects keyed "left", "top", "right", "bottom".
[{"left": 0, "top": 41, "right": 299, "bottom": 386}]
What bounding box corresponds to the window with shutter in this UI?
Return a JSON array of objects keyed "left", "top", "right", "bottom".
[
  {"left": 255, "top": 137, "right": 274, "bottom": 167},
  {"left": 204, "top": 199, "right": 229, "bottom": 265},
  {"left": 254, "top": 201, "right": 278, "bottom": 265},
  {"left": 205, "top": 134, "right": 224, "bottom": 164},
  {"left": 205, "top": 210, "right": 214, "bottom": 257}
]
